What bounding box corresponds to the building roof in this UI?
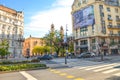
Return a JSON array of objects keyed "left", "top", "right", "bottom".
[{"left": 0, "top": 5, "right": 22, "bottom": 14}]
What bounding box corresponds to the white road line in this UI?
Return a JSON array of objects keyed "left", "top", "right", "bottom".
[
  {"left": 93, "top": 63, "right": 119, "bottom": 72},
  {"left": 78, "top": 64, "right": 104, "bottom": 70},
  {"left": 102, "top": 69, "right": 120, "bottom": 74},
  {"left": 78, "top": 63, "right": 114, "bottom": 70},
  {"left": 85, "top": 63, "right": 117, "bottom": 70},
  {"left": 20, "top": 71, "right": 37, "bottom": 80},
  {"left": 114, "top": 72, "right": 120, "bottom": 76}
]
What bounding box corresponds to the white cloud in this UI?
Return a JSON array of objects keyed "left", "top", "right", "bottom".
[{"left": 24, "top": 0, "right": 74, "bottom": 38}]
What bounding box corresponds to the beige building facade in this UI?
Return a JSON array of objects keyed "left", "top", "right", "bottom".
[
  {"left": 0, "top": 5, "right": 24, "bottom": 58},
  {"left": 72, "top": 0, "right": 120, "bottom": 55}
]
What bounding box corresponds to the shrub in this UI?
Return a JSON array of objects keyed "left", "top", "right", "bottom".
[{"left": 0, "top": 64, "right": 46, "bottom": 71}]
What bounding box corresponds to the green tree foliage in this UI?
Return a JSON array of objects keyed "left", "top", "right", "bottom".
[
  {"left": 68, "top": 41, "right": 74, "bottom": 53},
  {"left": 44, "top": 30, "right": 64, "bottom": 56},
  {"left": 0, "top": 39, "right": 10, "bottom": 59},
  {"left": 32, "top": 46, "right": 50, "bottom": 55}
]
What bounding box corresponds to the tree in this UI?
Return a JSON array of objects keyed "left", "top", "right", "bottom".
[
  {"left": 44, "top": 30, "right": 64, "bottom": 56},
  {"left": 0, "top": 39, "right": 10, "bottom": 59},
  {"left": 32, "top": 46, "right": 50, "bottom": 56}
]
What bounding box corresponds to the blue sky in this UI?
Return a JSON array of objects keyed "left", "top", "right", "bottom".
[{"left": 0, "top": 0, "right": 74, "bottom": 38}]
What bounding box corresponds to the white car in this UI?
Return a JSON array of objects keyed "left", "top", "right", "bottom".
[{"left": 77, "top": 52, "right": 95, "bottom": 58}]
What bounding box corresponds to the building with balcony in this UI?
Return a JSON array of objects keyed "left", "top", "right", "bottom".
[
  {"left": 71, "top": 0, "right": 120, "bottom": 55},
  {"left": 0, "top": 5, "right": 24, "bottom": 58}
]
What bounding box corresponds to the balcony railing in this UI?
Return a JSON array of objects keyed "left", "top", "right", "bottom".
[
  {"left": 116, "top": 18, "right": 120, "bottom": 22},
  {"left": 109, "top": 34, "right": 120, "bottom": 36},
  {"left": 108, "top": 18, "right": 113, "bottom": 21},
  {"left": 107, "top": 25, "right": 120, "bottom": 29}
]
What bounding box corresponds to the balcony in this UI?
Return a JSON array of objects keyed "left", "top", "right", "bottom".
[
  {"left": 80, "top": 44, "right": 88, "bottom": 48},
  {"left": 107, "top": 25, "right": 120, "bottom": 29},
  {"left": 108, "top": 34, "right": 120, "bottom": 37},
  {"left": 108, "top": 18, "right": 113, "bottom": 21},
  {"left": 116, "top": 18, "right": 120, "bottom": 22}
]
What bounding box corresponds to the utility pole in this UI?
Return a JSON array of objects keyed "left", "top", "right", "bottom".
[{"left": 65, "top": 24, "right": 68, "bottom": 64}]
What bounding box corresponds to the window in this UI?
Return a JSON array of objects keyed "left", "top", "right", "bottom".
[
  {"left": 107, "top": 7, "right": 110, "bottom": 12},
  {"left": 110, "top": 38, "right": 114, "bottom": 43},
  {"left": 110, "top": 31, "right": 113, "bottom": 35},
  {"left": 118, "top": 31, "right": 120, "bottom": 36},
  {"left": 118, "top": 39, "right": 120, "bottom": 44},
  {"left": 117, "top": 23, "right": 120, "bottom": 28},
  {"left": 116, "top": 16, "right": 119, "bottom": 20},
  {"left": 109, "top": 22, "right": 112, "bottom": 25},
  {"left": 80, "top": 40, "right": 88, "bottom": 45},
  {"left": 101, "top": 13, "right": 104, "bottom": 17},
  {"left": 76, "top": 29, "right": 78, "bottom": 37},
  {"left": 92, "top": 39, "right": 96, "bottom": 43},
  {"left": 75, "top": 41, "right": 78, "bottom": 45},
  {"left": 80, "top": 27, "right": 88, "bottom": 36},
  {"left": 34, "top": 41, "right": 37, "bottom": 46},
  {"left": 108, "top": 15, "right": 112, "bottom": 20},
  {"left": 82, "top": 0, "right": 87, "bottom": 4},
  {"left": 115, "top": 8, "right": 118, "bottom": 13},
  {"left": 99, "top": 5, "right": 103, "bottom": 9}
]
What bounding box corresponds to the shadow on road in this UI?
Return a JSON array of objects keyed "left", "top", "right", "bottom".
[{"left": 105, "top": 76, "right": 120, "bottom": 80}]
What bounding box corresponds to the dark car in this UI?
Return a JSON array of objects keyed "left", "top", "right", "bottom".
[
  {"left": 37, "top": 54, "right": 53, "bottom": 60},
  {"left": 77, "top": 52, "right": 95, "bottom": 58}
]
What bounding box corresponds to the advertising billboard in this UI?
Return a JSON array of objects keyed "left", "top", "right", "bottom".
[{"left": 73, "top": 5, "right": 95, "bottom": 29}]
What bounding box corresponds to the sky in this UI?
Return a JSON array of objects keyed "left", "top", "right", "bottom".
[{"left": 0, "top": 0, "right": 74, "bottom": 38}]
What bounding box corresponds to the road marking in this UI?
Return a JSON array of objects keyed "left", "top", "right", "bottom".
[
  {"left": 85, "top": 63, "right": 117, "bottom": 70},
  {"left": 59, "top": 73, "right": 67, "bottom": 76},
  {"left": 20, "top": 71, "right": 37, "bottom": 80},
  {"left": 102, "top": 69, "right": 119, "bottom": 74},
  {"left": 93, "top": 64, "right": 119, "bottom": 72},
  {"left": 74, "top": 78, "right": 84, "bottom": 80},
  {"left": 114, "top": 72, "right": 120, "bottom": 76},
  {"left": 53, "top": 71, "right": 61, "bottom": 73},
  {"left": 50, "top": 69, "right": 56, "bottom": 72},
  {"left": 66, "top": 75, "right": 75, "bottom": 78}
]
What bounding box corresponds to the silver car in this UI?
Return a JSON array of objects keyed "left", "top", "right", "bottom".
[{"left": 77, "top": 52, "right": 95, "bottom": 58}]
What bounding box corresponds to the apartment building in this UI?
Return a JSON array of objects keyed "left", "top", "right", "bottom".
[
  {"left": 0, "top": 5, "right": 24, "bottom": 58},
  {"left": 72, "top": 0, "right": 120, "bottom": 55}
]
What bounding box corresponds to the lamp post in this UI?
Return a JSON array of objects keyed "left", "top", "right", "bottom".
[{"left": 65, "top": 24, "right": 68, "bottom": 64}]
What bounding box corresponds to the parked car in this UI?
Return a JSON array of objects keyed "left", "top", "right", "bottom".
[
  {"left": 77, "top": 52, "right": 95, "bottom": 58},
  {"left": 37, "top": 54, "right": 53, "bottom": 60}
]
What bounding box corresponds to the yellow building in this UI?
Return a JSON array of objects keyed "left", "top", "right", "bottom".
[
  {"left": 23, "top": 36, "right": 45, "bottom": 57},
  {"left": 72, "top": 0, "right": 120, "bottom": 55}
]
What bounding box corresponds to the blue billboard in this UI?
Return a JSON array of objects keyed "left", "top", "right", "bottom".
[{"left": 73, "top": 5, "right": 95, "bottom": 29}]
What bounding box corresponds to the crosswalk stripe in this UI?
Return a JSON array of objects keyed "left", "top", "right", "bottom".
[
  {"left": 85, "top": 63, "right": 117, "bottom": 70},
  {"left": 78, "top": 64, "right": 105, "bottom": 70},
  {"left": 114, "top": 72, "right": 120, "bottom": 76},
  {"left": 93, "top": 63, "right": 119, "bottom": 72},
  {"left": 102, "top": 69, "right": 119, "bottom": 74},
  {"left": 20, "top": 71, "right": 37, "bottom": 80},
  {"left": 78, "top": 63, "right": 115, "bottom": 70}
]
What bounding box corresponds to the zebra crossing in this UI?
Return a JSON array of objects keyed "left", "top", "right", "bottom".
[{"left": 73, "top": 63, "right": 120, "bottom": 76}]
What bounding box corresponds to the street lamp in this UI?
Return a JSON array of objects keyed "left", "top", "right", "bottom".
[{"left": 64, "top": 24, "right": 68, "bottom": 64}]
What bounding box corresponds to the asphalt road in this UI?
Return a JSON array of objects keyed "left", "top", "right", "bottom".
[{"left": 1, "top": 57, "right": 120, "bottom": 80}]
